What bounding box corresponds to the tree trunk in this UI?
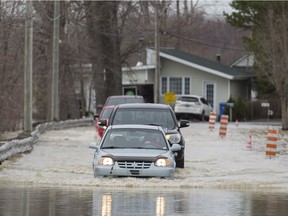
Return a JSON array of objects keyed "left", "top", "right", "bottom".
[
  {"left": 281, "top": 97, "right": 288, "bottom": 130},
  {"left": 85, "top": 1, "right": 122, "bottom": 111}
]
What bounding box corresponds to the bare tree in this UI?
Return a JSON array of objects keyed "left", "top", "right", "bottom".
[
  {"left": 0, "top": 1, "right": 25, "bottom": 132},
  {"left": 253, "top": 5, "right": 288, "bottom": 129},
  {"left": 84, "top": 1, "right": 122, "bottom": 112},
  {"left": 0, "top": 0, "right": 248, "bottom": 135},
  {"left": 33, "top": 1, "right": 80, "bottom": 121}
]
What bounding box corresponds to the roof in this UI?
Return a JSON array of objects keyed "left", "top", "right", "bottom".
[
  {"left": 107, "top": 95, "right": 144, "bottom": 99},
  {"left": 109, "top": 124, "right": 161, "bottom": 130},
  {"left": 115, "top": 103, "right": 171, "bottom": 109},
  {"left": 159, "top": 48, "right": 254, "bottom": 80},
  {"left": 230, "top": 53, "right": 254, "bottom": 67},
  {"left": 122, "top": 65, "right": 155, "bottom": 71}
]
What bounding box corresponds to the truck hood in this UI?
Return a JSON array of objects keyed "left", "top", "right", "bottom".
[{"left": 101, "top": 148, "right": 170, "bottom": 161}]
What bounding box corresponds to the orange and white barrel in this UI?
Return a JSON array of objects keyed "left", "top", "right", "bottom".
[
  {"left": 208, "top": 112, "right": 217, "bottom": 131},
  {"left": 219, "top": 115, "right": 229, "bottom": 138},
  {"left": 266, "top": 129, "right": 278, "bottom": 158}
]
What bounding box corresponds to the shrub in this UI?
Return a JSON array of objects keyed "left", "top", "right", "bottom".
[{"left": 224, "top": 96, "right": 248, "bottom": 121}]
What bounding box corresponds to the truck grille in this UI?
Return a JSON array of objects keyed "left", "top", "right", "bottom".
[{"left": 118, "top": 161, "right": 152, "bottom": 169}]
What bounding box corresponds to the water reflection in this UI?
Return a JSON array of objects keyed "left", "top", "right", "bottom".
[
  {"left": 101, "top": 194, "right": 112, "bottom": 216},
  {"left": 156, "top": 196, "right": 165, "bottom": 216},
  {"left": 0, "top": 185, "right": 288, "bottom": 216},
  {"left": 94, "top": 191, "right": 169, "bottom": 216}
]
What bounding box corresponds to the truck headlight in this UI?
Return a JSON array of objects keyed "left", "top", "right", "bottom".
[
  {"left": 99, "top": 157, "right": 114, "bottom": 166},
  {"left": 166, "top": 133, "right": 181, "bottom": 144},
  {"left": 155, "top": 158, "right": 171, "bottom": 167}
]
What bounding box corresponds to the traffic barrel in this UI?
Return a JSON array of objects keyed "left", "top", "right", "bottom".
[
  {"left": 245, "top": 134, "right": 252, "bottom": 150},
  {"left": 266, "top": 129, "right": 278, "bottom": 158},
  {"left": 208, "top": 112, "right": 217, "bottom": 131},
  {"left": 219, "top": 115, "right": 229, "bottom": 138}
]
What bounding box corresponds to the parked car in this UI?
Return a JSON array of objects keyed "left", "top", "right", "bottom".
[
  {"left": 104, "top": 95, "right": 145, "bottom": 106},
  {"left": 95, "top": 105, "right": 114, "bottom": 138},
  {"left": 98, "top": 103, "right": 189, "bottom": 168},
  {"left": 89, "top": 124, "right": 181, "bottom": 179},
  {"left": 174, "top": 95, "right": 213, "bottom": 121}
]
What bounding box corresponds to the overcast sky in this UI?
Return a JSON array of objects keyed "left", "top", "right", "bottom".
[{"left": 198, "top": 0, "right": 233, "bottom": 18}]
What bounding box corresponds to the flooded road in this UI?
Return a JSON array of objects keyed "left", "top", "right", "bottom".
[
  {"left": 1, "top": 184, "right": 288, "bottom": 216},
  {"left": 1, "top": 122, "right": 288, "bottom": 215}
]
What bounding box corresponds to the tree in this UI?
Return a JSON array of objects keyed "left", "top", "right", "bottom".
[
  {"left": 0, "top": 0, "right": 249, "bottom": 133},
  {"left": 33, "top": 1, "right": 80, "bottom": 121},
  {"left": 225, "top": 1, "right": 288, "bottom": 130},
  {"left": 0, "top": 1, "right": 25, "bottom": 132},
  {"left": 84, "top": 1, "right": 122, "bottom": 113}
]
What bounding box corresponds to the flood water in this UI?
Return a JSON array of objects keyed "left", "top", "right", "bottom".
[
  {"left": 1, "top": 123, "right": 288, "bottom": 215},
  {"left": 1, "top": 184, "right": 288, "bottom": 216}
]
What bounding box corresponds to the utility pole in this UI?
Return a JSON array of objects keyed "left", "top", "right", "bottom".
[
  {"left": 24, "top": 0, "right": 33, "bottom": 132},
  {"left": 51, "top": 0, "right": 60, "bottom": 121},
  {"left": 154, "top": 2, "right": 160, "bottom": 104}
]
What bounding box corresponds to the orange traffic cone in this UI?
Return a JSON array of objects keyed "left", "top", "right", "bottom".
[{"left": 235, "top": 119, "right": 239, "bottom": 127}]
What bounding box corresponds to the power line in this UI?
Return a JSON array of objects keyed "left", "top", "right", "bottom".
[{"left": 161, "top": 30, "right": 246, "bottom": 52}]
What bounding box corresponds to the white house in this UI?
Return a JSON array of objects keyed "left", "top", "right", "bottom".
[
  {"left": 74, "top": 48, "right": 254, "bottom": 115},
  {"left": 122, "top": 48, "right": 254, "bottom": 115}
]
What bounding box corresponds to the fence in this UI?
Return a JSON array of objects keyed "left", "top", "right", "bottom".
[{"left": 0, "top": 118, "right": 93, "bottom": 164}]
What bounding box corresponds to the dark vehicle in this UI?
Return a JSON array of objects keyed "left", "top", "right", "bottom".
[
  {"left": 95, "top": 95, "right": 145, "bottom": 135},
  {"left": 98, "top": 103, "right": 189, "bottom": 168},
  {"left": 104, "top": 95, "right": 145, "bottom": 106}
]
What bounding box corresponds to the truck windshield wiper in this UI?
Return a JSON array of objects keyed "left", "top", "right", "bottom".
[
  {"left": 102, "top": 146, "right": 118, "bottom": 149},
  {"left": 146, "top": 123, "right": 159, "bottom": 126}
]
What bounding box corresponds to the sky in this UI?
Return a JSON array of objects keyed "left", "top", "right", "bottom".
[{"left": 199, "top": 0, "right": 233, "bottom": 18}]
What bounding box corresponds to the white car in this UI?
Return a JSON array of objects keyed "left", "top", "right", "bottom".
[{"left": 174, "top": 95, "right": 213, "bottom": 121}]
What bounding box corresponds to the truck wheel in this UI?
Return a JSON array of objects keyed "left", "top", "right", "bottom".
[{"left": 176, "top": 157, "right": 184, "bottom": 168}]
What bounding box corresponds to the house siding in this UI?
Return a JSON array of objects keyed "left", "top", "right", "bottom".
[
  {"left": 230, "top": 80, "right": 250, "bottom": 100},
  {"left": 160, "top": 59, "right": 231, "bottom": 115}
]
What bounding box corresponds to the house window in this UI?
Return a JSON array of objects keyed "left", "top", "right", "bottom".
[
  {"left": 161, "top": 77, "right": 190, "bottom": 95},
  {"left": 169, "top": 77, "right": 182, "bottom": 94},
  {"left": 205, "top": 83, "right": 215, "bottom": 108},
  {"left": 184, "top": 77, "right": 190, "bottom": 95},
  {"left": 161, "top": 77, "right": 167, "bottom": 94}
]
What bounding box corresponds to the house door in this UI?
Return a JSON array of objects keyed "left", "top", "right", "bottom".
[{"left": 204, "top": 82, "right": 215, "bottom": 110}]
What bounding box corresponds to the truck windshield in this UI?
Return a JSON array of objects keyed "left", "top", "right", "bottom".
[{"left": 111, "top": 108, "right": 176, "bottom": 130}]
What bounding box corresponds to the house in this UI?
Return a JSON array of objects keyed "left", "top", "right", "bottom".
[
  {"left": 122, "top": 48, "right": 254, "bottom": 115},
  {"left": 74, "top": 48, "right": 254, "bottom": 116}
]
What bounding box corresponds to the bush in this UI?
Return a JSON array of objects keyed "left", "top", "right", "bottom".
[{"left": 224, "top": 96, "right": 248, "bottom": 121}]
